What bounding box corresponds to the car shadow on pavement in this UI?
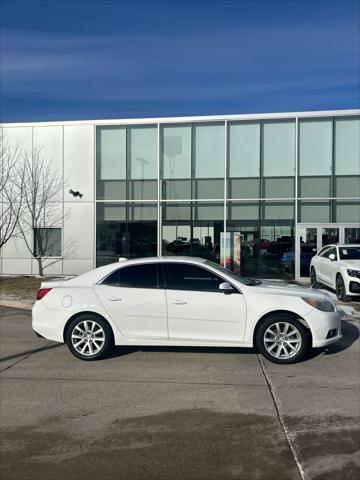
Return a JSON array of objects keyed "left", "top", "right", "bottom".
[
  {"left": 107, "top": 345, "right": 256, "bottom": 359},
  {"left": 107, "top": 319, "right": 359, "bottom": 362},
  {"left": 0, "top": 342, "right": 63, "bottom": 363},
  {"left": 306, "top": 319, "right": 359, "bottom": 361}
]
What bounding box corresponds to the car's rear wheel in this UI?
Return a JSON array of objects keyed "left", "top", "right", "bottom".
[
  {"left": 310, "top": 267, "right": 320, "bottom": 288},
  {"left": 256, "top": 314, "right": 310, "bottom": 364},
  {"left": 65, "top": 314, "right": 113, "bottom": 361},
  {"left": 336, "top": 275, "right": 350, "bottom": 302}
]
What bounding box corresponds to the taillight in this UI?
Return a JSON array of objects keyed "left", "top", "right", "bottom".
[{"left": 36, "top": 288, "right": 52, "bottom": 300}]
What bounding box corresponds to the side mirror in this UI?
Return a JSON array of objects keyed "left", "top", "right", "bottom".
[
  {"left": 219, "top": 282, "right": 235, "bottom": 293},
  {"left": 329, "top": 253, "right": 336, "bottom": 261}
]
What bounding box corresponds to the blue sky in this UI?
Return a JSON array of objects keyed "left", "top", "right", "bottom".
[{"left": 1, "top": 0, "right": 359, "bottom": 122}]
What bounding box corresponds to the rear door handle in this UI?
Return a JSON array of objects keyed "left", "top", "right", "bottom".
[
  {"left": 108, "top": 296, "right": 122, "bottom": 301},
  {"left": 173, "top": 300, "right": 187, "bottom": 305}
]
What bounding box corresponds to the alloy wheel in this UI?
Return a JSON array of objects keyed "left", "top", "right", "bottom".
[
  {"left": 263, "top": 322, "right": 302, "bottom": 360},
  {"left": 71, "top": 320, "right": 106, "bottom": 357}
]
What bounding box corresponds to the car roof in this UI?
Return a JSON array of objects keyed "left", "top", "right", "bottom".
[
  {"left": 66, "top": 256, "right": 210, "bottom": 286},
  {"left": 117, "top": 256, "right": 208, "bottom": 265},
  {"left": 322, "top": 244, "right": 359, "bottom": 249}
]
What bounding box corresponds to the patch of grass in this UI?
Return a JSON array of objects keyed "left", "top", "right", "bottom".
[{"left": 0, "top": 276, "right": 56, "bottom": 301}]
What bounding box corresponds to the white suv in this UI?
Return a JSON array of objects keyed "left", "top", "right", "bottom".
[{"left": 310, "top": 244, "right": 360, "bottom": 301}]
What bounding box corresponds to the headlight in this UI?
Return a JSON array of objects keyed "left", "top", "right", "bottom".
[
  {"left": 347, "top": 269, "right": 360, "bottom": 278},
  {"left": 301, "top": 297, "right": 335, "bottom": 312}
]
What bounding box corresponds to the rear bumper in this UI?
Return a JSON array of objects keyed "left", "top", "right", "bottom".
[{"left": 32, "top": 301, "right": 66, "bottom": 343}]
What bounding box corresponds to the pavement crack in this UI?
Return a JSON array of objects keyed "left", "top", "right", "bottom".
[
  {"left": 257, "top": 354, "right": 307, "bottom": 480},
  {"left": 0, "top": 376, "right": 269, "bottom": 387}
]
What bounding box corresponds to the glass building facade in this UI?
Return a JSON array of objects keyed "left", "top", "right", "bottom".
[{"left": 95, "top": 112, "right": 360, "bottom": 279}]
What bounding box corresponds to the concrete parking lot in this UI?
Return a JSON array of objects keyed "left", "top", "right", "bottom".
[{"left": 0, "top": 305, "right": 359, "bottom": 480}]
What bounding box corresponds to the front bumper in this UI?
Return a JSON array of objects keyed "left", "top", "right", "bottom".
[
  {"left": 304, "top": 308, "right": 342, "bottom": 348},
  {"left": 345, "top": 275, "right": 360, "bottom": 296}
]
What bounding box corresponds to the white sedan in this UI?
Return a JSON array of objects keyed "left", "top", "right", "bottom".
[
  {"left": 310, "top": 244, "right": 360, "bottom": 301},
  {"left": 32, "top": 256, "right": 342, "bottom": 364}
]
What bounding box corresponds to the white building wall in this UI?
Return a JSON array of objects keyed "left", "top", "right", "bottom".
[{"left": 0, "top": 124, "right": 95, "bottom": 276}]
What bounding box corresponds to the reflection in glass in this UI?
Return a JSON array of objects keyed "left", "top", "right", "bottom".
[
  {"left": 321, "top": 228, "right": 339, "bottom": 246},
  {"left": 128, "top": 126, "right": 157, "bottom": 200},
  {"left": 299, "top": 119, "right": 332, "bottom": 176},
  {"left": 335, "top": 201, "right": 360, "bottom": 223},
  {"left": 96, "top": 203, "right": 157, "bottom": 266},
  {"left": 227, "top": 202, "right": 294, "bottom": 279},
  {"left": 335, "top": 117, "right": 360, "bottom": 175},
  {"left": 335, "top": 177, "right": 360, "bottom": 198},
  {"left": 228, "top": 178, "right": 260, "bottom": 199},
  {"left": 194, "top": 123, "right": 224, "bottom": 199},
  {"left": 299, "top": 227, "right": 317, "bottom": 277},
  {"left": 298, "top": 201, "right": 331, "bottom": 223},
  {"left": 194, "top": 123, "right": 224, "bottom": 178},
  {"left": 299, "top": 177, "right": 331, "bottom": 198},
  {"left": 161, "top": 124, "right": 191, "bottom": 200},
  {"left": 228, "top": 122, "right": 260, "bottom": 177},
  {"left": 263, "top": 178, "right": 294, "bottom": 198},
  {"left": 96, "top": 126, "right": 127, "bottom": 200},
  {"left": 263, "top": 120, "right": 295, "bottom": 177},
  {"left": 162, "top": 203, "right": 223, "bottom": 263},
  {"left": 344, "top": 228, "right": 360, "bottom": 244}
]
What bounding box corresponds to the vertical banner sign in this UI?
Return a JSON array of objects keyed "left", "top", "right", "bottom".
[
  {"left": 233, "top": 233, "right": 241, "bottom": 273},
  {"left": 220, "top": 232, "right": 241, "bottom": 271}
]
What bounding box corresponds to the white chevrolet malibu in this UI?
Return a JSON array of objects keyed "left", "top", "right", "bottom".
[{"left": 32, "top": 257, "right": 342, "bottom": 364}]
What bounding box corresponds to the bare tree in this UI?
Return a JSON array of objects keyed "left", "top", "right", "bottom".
[
  {"left": 15, "top": 145, "right": 75, "bottom": 276},
  {"left": 0, "top": 136, "right": 24, "bottom": 249}
]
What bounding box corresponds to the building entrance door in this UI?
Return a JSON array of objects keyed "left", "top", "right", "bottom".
[{"left": 296, "top": 224, "right": 360, "bottom": 280}]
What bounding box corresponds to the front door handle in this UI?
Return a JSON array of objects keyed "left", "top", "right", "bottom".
[
  {"left": 108, "top": 296, "right": 122, "bottom": 301},
  {"left": 173, "top": 300, "right": 187, "bottom": 305}
]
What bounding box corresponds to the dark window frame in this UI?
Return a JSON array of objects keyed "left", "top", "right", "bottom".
[
  {"left": 162, "top": 262, "right": 238, "bottom": 293},
  {"left": 323, "top": 247, "right": 338, "bottom": 261}
]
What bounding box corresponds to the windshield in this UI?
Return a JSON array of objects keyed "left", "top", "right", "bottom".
[
  {"left": 204, "top": 260, "right": 259, "bottom": 286},
  {"left": 339, "top": 247, "right": 360, "bottom": 260}
]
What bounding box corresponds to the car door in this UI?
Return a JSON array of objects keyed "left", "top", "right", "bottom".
[
  {"left": 321, "top": 247, "right": 338, "bottom": 286},
  {"left": 94, "top": 263, "right": 168, "bottom": 339},
  {"left": 315, "top": 247, "right": 331, "bottom": 282},
  {"left": 164, "top": 262, "right": 247, "bottom": 343}
]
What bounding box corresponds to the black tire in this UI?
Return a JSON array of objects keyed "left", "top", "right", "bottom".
[
  {"left": 256, "top": 313, "right": 310, "bottom": 364},
  {"left": 310, "top": 267, "right": 320, "bottom": 288},
  {"left": 336, "top": 275, "right": 350, "bottom": 302},
  {"left": 65, "top": 313, "right": 113, "bottom": 361}
]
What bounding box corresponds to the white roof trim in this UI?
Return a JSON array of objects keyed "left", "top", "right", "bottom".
[{"left": 1, "top": 109, "right": 359, "bottom": 128}]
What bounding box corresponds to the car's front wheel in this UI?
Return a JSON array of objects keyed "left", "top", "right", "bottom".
[
  {"left": 336, "top": 275, "right": 350, "bottom": 302},
  {"left": 65, "top": 314, "right": 113, "bottom": 361},
  {"left": 256, "top": 314, "right": 310, "bottom": 364},
  {"left": 310, "top": 267, "right": 320, "bottom": 288}
]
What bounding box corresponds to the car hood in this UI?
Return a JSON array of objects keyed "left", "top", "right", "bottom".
[
  {"left": 247, "top": 280, "right": 328, "bottom": 300},
  {"left": 338, "top": 259, "right": 360, "bottom": 269}
]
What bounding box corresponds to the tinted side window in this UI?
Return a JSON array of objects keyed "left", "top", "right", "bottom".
[
  {"left": 102, "top": 264, "right": 159, "bottom": 289},
  {"left": 164, "top": 263, "right": 223, "bottom": 292},
  {"left": 324, "top": 247, "right": 337, "bottom": 260},
  {"left": 318, "top": 247, "right": 330, "bottom": 257}
]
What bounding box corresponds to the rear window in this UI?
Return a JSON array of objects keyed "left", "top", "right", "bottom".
[{"left": 102, "top": 264, "right": 159, "bottom": 289}]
